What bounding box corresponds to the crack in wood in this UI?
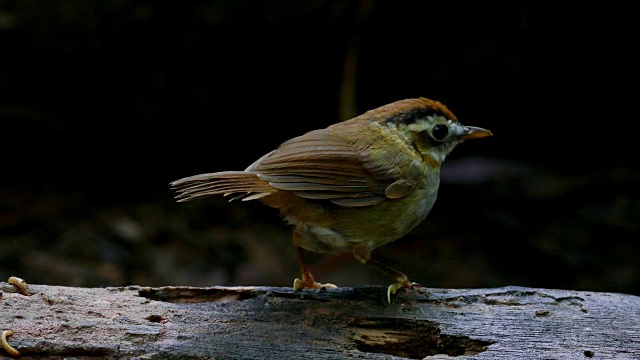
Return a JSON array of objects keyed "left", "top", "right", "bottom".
[
  {"left": 137, "top": 286, "right": 259, "bottom": 303},
  {"left": 137, "top": 285, "right": 339, "bottom": 303}
]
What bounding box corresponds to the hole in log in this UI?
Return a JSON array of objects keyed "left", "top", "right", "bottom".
[
  {"left": 145, "top": 314, "right": 164, "bottom": 323},
  {"left": 350, "top": 317, "right": 493, "bottom": 358}
]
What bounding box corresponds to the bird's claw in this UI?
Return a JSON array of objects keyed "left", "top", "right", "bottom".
[
  {"left": 293, "top": 278, "right": 337, "bottom": 290},
  {"left": 387, "top": 280, "right": 417, "bottom": 303}
]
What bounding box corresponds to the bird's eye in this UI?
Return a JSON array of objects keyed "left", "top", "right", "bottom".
[{"left": 431, "top": 124, "right": 449, "bottom": 141}]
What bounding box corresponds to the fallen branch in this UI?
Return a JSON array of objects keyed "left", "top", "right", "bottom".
[{"left": 1, "top": 282, "right": 639, "bottom": 359}]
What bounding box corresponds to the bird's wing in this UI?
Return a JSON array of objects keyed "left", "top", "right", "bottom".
[{"left": 252, "top": 125, "right": 417, "bottom": 207}]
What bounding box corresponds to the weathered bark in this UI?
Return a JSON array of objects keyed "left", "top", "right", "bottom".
[{"left": 1, "top": 282, "right": 639, "bottom": 359}]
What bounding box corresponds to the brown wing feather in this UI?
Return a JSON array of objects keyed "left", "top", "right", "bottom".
[
  {"left": 170, "top": 171, "right": 275, "bottom": 202},
  {"left": 251, "top": 127, "right": 401, "bottom": 206}
]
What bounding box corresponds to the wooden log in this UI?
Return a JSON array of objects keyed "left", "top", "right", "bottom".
[{"left": 1, "top": 281, "right": 639, "bottom": 359}]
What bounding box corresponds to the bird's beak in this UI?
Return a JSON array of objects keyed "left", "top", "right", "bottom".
[{"left": 458, "top": 126, "right": 493, "bottom": 141}]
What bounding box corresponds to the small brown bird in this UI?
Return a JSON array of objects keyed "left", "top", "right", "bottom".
[{"left": 170, "top": 97, "right": 492, "bottom": 302}]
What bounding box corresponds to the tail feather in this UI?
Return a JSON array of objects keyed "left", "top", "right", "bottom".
[{"left": 170, "top": 171, "right": 276, "bottom": 202}]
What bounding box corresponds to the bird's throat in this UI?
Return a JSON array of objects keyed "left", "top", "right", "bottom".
[{"left": 421, "top": 153, "right": 442, "bottom": 170}]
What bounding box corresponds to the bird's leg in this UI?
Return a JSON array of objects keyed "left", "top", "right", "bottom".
[
  {"left": 292, "top": 246, "right": 337, "bottom": 290},
  {"left": 353, "top": 246, "right": 414, "bottom": 303}
]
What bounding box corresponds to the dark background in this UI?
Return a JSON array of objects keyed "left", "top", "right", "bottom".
[{"left": 1, "top": 1, "right": 638, "bottom": 295}]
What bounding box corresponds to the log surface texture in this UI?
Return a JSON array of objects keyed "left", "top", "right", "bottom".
[{"left": 1, "top": 282, "right": 639, "bottom": 359}]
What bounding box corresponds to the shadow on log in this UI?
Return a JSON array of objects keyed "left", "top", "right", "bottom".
[{"left": 1, "top": 282, "right": 639, "bottom": 359}]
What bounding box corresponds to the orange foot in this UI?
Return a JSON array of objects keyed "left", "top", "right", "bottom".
[{"left": 292, "top": 272, "right": 337, "bottom": 290}]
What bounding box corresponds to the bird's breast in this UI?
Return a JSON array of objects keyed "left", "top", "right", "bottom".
[{"left": 280, "top": 179, "right": 440, "bottom": 254}]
